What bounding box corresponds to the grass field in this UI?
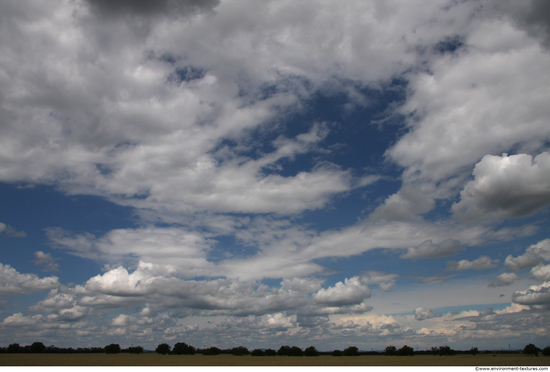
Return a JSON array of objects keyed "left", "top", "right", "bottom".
[{"left": 1, "top": 353, "right": 550, "bottom": 366}]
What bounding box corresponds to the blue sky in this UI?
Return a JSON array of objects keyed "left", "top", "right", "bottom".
[{"left": 1, "top": 0, "right": 550, "bottom": 352}]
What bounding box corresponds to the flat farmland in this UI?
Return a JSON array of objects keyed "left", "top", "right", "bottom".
[{"left": 1, "top": 353, "right": 550, "bottom": 366}]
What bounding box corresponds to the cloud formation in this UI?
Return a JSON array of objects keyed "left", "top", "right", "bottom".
[
  {"left": 33, "top": 251, "right": 60, "bottom": 272},
  {"left": 488, "top": 273, "right": 520, "bottom": 288},
  {"left": 312, "top": 277, "right": 371, "bottom": 307},
  {"left": 401, "top": 239, "right": 463, "bottom": 260},
  {"left": 359, "top": 271, "right": 399, "bottom": 290},
  {"left": 0, "top": 222, "right": 26, "bottom": 238},
  {"left": 505, "top": 239, "right": 550, "bottom": 271},
  {"left": 0, "top": 263, "right": 59, "bottom": 297},
  {"left": 512, "top": 282, "right": 550, "bottom": 310},
  {"left": 453, "top": 153, "right": 550, "bottom": 221},
  {"left": 1, "top": 0, "right": 550, "bottom": 351},
  {"left": 446, "top": 256, "right": 499, "bottom": 271},
  {"left": 414, "top": 307, "right": 440, "bottom": 321}
]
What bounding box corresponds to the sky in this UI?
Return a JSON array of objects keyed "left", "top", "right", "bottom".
[{"left": 1, "top": 0, "right": 550, "bottom": 352}]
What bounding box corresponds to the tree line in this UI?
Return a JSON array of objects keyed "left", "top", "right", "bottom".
[{"left": 2, "top": 341, "right": 550, "bottom": 357}]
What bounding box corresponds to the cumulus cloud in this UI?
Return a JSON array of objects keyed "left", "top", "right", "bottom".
[
  {"left": 33, "top": 251, "right": 60, "bottom": 272},
  {"left": 414, "top": 306, "right": 440, "bottom": 321},
  {"left": 446, "top": 256, "right": 499, "bottom": 271},
  {"left": 28, "top": 290, "right": 77, "bottom": 313},
  {"left": 453, "top": 153, "right": 550, "bottom": 221},
  {"left": 0, "top": 223, "right": 26, "bottom": 238},
  {"left": 312, "top": 276, "right": 371, "bottom": 307},
  {"left": 73, "top": 263, "right": 314, "bottom": 317},
  {"left": 401, "top": 239, "right": 464, "bottom": 259},
  {"left": 488, "top": 273, "right": 519, "bottom": 288},
  {"left": 2, "top": 0, "right": 550, "bottom": 351},
  {"left": 0, "top": 0, "right": 406, "bottom": 221},
  {"left": 389, "top": 35, "right": 550, "bottom": 199},
  {"left": 505, "top": 238, "right": 550, "bottom": 271},
  {"left": 280, "top": 277, "right": 324, "bottom": 293},
  {"left": 512, "top": 282, "right": 550, "bottom": 309},
  {"left": 0, "top": 263, "right": 59, "bottom": 296},
  {"left": 531, "top": 265, "right": 550, "bottom": 282}
]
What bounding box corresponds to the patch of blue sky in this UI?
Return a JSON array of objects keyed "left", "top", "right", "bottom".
[
  {"left": 0, "top": 183, "right": 134, "bottom": 280},
  {"left": 0, "top": 184, "right": 137, "bottom": 236}
]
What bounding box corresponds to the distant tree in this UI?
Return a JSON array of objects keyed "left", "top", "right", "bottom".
[
  {"left": 332, "top": 350, "right": 343, "bottom": 356},
  {"left": 542, "top": 346, "right": 550, "bottom": 357},
  {"left": 156, "top": 343, "right": 171, "bottom": 355},
  {"left": 231, "top": 346, "right": 250, "bottom": 356},
  {"left": 264, "top": 349, "right": 277, "bottom": 356},
  {"left": 251, "top": 349, "right": 265, "bottom": 356},
  {"left": 398, "top": 345, "right": 414, "bottom": 356},
  {"left": 304, "top": 346, "right": 319, "bottom": 356},
  {"left": 278, "top": 345, "right": 291, "bottom": 356},
  {"left": 105, "top": 344, "right": 121, "bottom": 354},
  {"left": 438, "top": 346, "right": 455, "bottom": 356},
  {"left": 290, "top": 346, "right": 303, "bottom": 356},
  {"left": 128, "top": 346, "right": 144, "bottom": 354},
  {"left": 7, "top": 344, "right": 21, "bottom": 353},
  {"left": 173, "top": 342, "right": 195, "bottom": 355},
  {"left": 343, "top": 346, "right": 360, "bottom": 356},
  {"left": 470, "top": 347, "right": 479, "bottom": 356},
  {"left": 30, "top": 342, "right": 46, "bottom": 353},
  {"left": 202, "top": 346, "right": 221, "bottom": 355},
  {"left": 430, "top": 346, "right": 439, "bottom": 356},
  {"left": 524, "top": 344, "right": 541, "bottom": 357},
  {"left": 385, "top": 346, "right": 397, "bottom": 356}
]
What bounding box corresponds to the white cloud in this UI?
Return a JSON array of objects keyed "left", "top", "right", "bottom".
[
  {"left": 2, "top": 0, "right": 550, "bottom": 351},
  {"left": 0, "top": 263, "right": 59, "bottom": 297},
  {"left": 359, "top": 271, "right": 398, "bottom": 290},
  {"left": 505, "top": 238, "right": 550, "bottom": 271},
  {"left": 28, "top": 290, "right": 77, "bottom": 313},
  {"left": 312, "top": 276, "right": 371, "bottom": 307},
  {"left": 0, "top": 222, "right": 26, "bottom": 238},
  {"left": 280, "top": 277, "right": 324, "bottom": 293},
  {"left": 47, "top": 227, "right": 216, "bottom": 277},
  {"left": 401, "top": 239, "right": 463, "bottom": 260},
  {"left": 488, "top": 273, "right": 519, "bottom": 288},
  {"left": 446, "top": 256, "right": 499, "bottom": 271},
  {"left": 387, "top": 16, "right": 550, "bottom": 199},
  {"left": 369, "top": 187, "right": 435, "bottom": 222},
  {"left": 453, "top": 153, "right": 550, "bottom": 221},
  {"left": 75, "top": 263, "right": 314, "bottom": 317},
  {"left": 505, "top": 252, "right": 543, "bottom": 272},
  {"left": 32, "top": 251, "right": 60, "bottom": 272},
  {"left": 530, "top": 265, "right": 550, "bottom": 282},
  {"left": 512, "top": 282, "right": 550, "bottom": 309},
  {"left": 414, "top": 307, "right": 440, "bottom": 321},
  {"left": 1, "top": 0, "right": 426, "bottom": 220}
]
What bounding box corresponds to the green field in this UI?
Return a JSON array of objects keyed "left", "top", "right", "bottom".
[{"left": 1, "top": 353, "right": 550, "bottom": 366}]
